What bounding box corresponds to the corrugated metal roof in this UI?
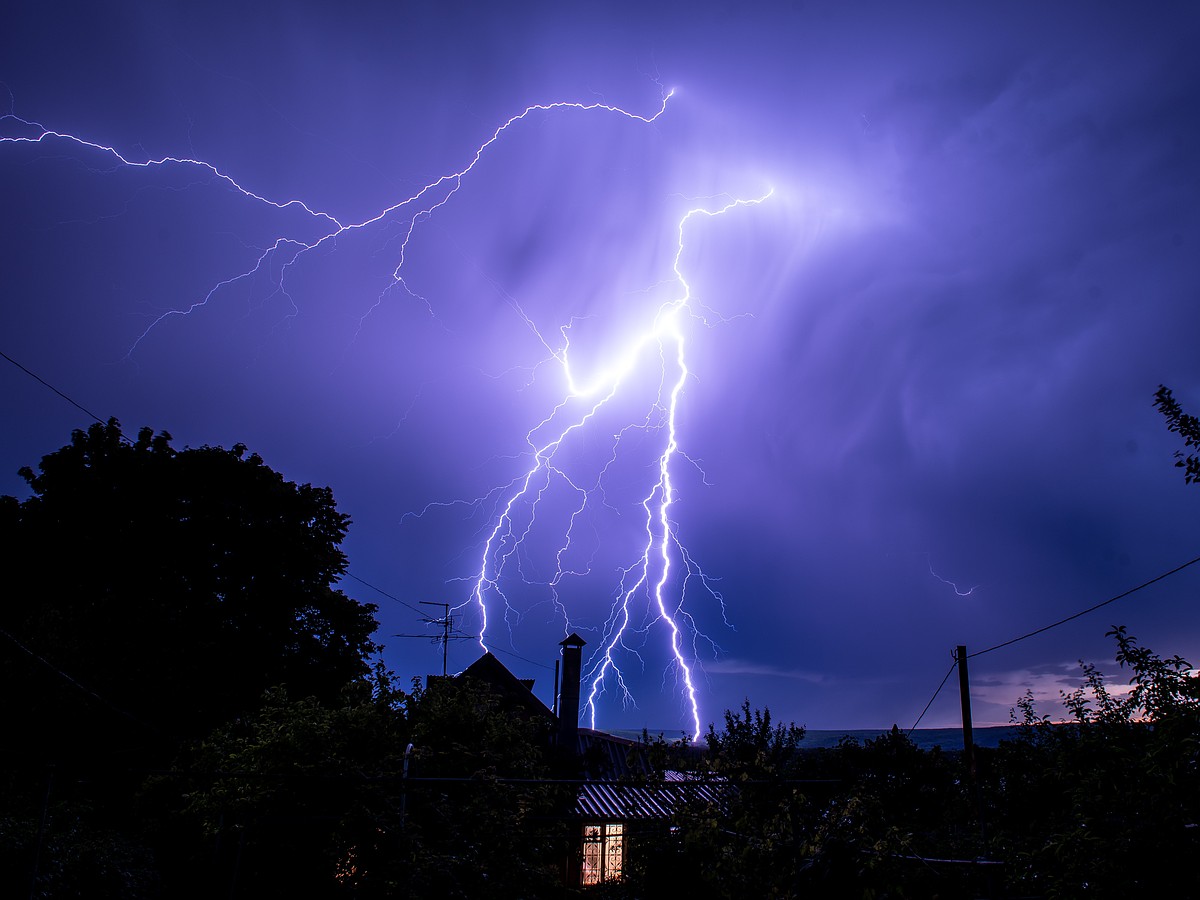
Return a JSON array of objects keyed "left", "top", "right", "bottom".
[
  {"left": 574, "top": 728, "right": 652, "bottom": 780},
  {"left": 575, "top": 774, "right": 729, "bottom": 820}
]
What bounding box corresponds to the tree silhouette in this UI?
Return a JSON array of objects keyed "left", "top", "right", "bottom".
[{"left": 0, "top": 419, "right": 379, "bottom": 766}]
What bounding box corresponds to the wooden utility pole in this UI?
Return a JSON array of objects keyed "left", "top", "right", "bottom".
[
  {"left": 957, "top": 643, "right": 995, "bottom": 898},
  {"left": 956, "top": 645, "right": 976, "bottom": 778}
]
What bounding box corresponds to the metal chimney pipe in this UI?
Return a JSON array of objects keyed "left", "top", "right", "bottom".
[{"left": 557, "top": 633, "right": 586, "bottom": 751}]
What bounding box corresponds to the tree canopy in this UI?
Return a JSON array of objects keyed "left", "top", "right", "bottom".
[{"left": 0, "top": 419, "right": 379, "bottom": 761}]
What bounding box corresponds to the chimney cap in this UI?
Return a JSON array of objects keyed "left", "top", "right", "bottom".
[{"left": 560, "top": 632, "right": 587, "bottom": 649}]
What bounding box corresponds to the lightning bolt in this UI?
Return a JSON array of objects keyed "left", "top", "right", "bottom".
[
  {"left": 2, "top": 90, "right": 772, "bottom": 739},
  {"left": 928, "top": 557, "right": 977, "bottom": 597},
  {"left": 457, "top": 192, "right": 772, "bottom": 741}
]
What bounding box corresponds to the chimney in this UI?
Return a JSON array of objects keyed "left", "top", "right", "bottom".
[{"left": 557, "top": 633, "right": 586, "bottom": 751}]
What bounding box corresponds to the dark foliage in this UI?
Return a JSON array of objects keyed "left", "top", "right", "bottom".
[
  {"left": 0, "top": 419, "right": 379, "bottom": 764},
  {"left": 164, "top": 667, "right": 412, "bottom": 898},
  {"left": 1155, "top": 384, "right": 1200, "bottom": 484},
  {"left": 0, "top": 421, "right": 379, "bottom": 898},
  {"left": 989, "top": 627, "right": 1200, "bottom": 899},
  {"left": 631, "top": 702, "right": 811, "bottom": 897},
  {"left": 164, "top": 671, "right": 571, "bottom": 899},
  {"left": 398, "top": 675, "right": 573, "bottom": 898}
]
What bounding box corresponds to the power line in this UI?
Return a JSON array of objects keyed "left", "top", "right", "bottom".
[
  {"left": 490, "top": 645, "right": 555, "bottom": 671},
  {"left": 342, "top": 571, "right": 427, "bottom": 617},
  {"left": 908, "top": 657, "right": 958, "bottom": 735},
  {"left": 342, "top": 576, "right": 557, "bottom": 672},
  {"left": 0, "top": 347, "right": 130, "bottom": 442},
  {"left": 968, "top": 552, "right": 1200, "bottom": 659},
  {"left": 0, "top": 626, "right": 158, "bottom": 733}
]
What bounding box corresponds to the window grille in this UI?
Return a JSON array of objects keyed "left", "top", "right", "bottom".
[{"left": 581, "top": 822, "right": 624, "bottom": 884}]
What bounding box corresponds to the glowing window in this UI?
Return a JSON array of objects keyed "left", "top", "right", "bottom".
[{"left": 580, "top": 822, "right": 624, "bottom": 885}]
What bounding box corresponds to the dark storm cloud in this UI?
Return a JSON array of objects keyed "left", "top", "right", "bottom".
[{"left": 3, "top": 1, "right": 1200, "bottom": 730}]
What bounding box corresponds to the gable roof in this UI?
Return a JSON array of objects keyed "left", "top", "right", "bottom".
[{"left": 457, "top": 651, "right": 556, "bottom": 724}]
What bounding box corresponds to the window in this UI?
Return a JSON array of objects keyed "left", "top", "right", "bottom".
[{"left": 580, "top": 822, "right": 624, "bottom": 885}]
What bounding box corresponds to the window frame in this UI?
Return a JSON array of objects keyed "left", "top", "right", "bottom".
[{"left": 580, "top": 821, "right": 624, "bottom": 885}]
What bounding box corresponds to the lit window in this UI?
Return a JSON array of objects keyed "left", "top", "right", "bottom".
[{"left": 581, "top": 822, "right": 624, "bottom": 885}]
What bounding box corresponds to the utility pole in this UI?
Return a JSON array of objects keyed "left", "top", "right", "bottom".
[
  {"left": 420, "top": 601, "right": 451, "bottom": 677},
  {"left": 957, "top": 644, "right": 994, "bottom": 896},
  {"left": 956, "top": 645, "right": 975, "bottom": 778}
]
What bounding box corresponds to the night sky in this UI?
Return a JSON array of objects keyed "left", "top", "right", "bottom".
[{"left": 4, "top": 2, "right": 1200, "bottom": 734}]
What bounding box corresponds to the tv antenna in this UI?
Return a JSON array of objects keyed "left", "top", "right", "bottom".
[{"left": 394, "top": 601, "right": 469, "bottom": 676}]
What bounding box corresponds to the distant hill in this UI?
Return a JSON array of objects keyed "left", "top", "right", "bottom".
[
  {"left": 611, "top": 725, "right": 1024, "bottom": 751},
  {"left": 800, "top": 725, "right": 1022, "bottom": 750}
]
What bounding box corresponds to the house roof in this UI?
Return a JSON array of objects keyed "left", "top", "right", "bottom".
[
  {"left": 456, "top": 652, "right": 556, "bottom": 724},
  {"left": 450, "top": 651, "right": 731, "bottom": 822},
  {"left": 573, "top": 727, "right": 651, "bottom": 779},
  {"left": 575, "top": 772, "right": 730, "bottom": 820}
]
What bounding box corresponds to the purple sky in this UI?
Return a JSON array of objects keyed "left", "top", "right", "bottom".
[{"left": 3, "top": 2, "right": 1200, "bottom": 733}]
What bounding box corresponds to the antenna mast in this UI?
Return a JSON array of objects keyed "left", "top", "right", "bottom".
[{"left": 420, "top": 601, "right": 452, "bottom": 676}]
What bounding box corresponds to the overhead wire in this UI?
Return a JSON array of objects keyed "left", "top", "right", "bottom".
[
  {"left": 0, "top": 626, "right": 159, "bottom": 733},
  {"left": 342, "top": 572, "right": 428, "bottom": 618},
  {"left": 490, "top": 645, "right": 555, "bottom": 671},
  {"left": 908, "top": 657, "right": 958, "bottom": 735},
  {"left": 968, "top": 552, "right": 1200, "bottom": 659},
  {"left": 0, "top": 347, "right": 130, "bottom": 442}
]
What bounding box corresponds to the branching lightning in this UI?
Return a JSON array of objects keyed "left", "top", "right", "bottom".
[
  {"left": 2, "top": 90, "right": 771, "bottom": 738},
  {"left": 1, "top": 94, "right": 671, "bottom": 352},
  {"left": 452, "top": 190, "right": 771, "bottom": 739}
]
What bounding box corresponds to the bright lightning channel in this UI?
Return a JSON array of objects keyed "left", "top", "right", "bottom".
[
  {"left": 463, "top": 191, "right": 772, "bottom": 741},
  {"left": 2, "top": 91, "right": 772, "bottom": 739}
]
